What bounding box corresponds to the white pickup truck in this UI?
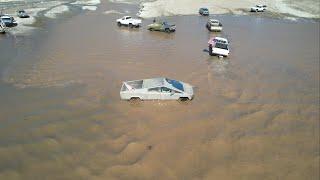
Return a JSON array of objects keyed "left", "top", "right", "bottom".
[
  {"left": 250, "top": 5, "right": 267, "bottom": 12},
  {"left": 116, "top": 16, "right": 142, "bottom": 28}
]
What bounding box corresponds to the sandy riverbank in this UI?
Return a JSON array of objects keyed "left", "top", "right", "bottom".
[
  {"left": 0, "top": 0, "right": 102, "bottom": 34},
  {"left": 131, "top": 0, "right": 320, "bottom": 18}
]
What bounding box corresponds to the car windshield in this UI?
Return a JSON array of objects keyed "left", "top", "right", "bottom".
[
  {"left": 1, "top": 17, "right": 11, "bottom": 21},
  {"left": 214, "top": 39, "right": 226, "bottom": 43},
  {"left": 215, "top": 42, "right": 228, "bottom": 50},
  {"left": 165, "top": 78, "right": 184, "bottom": 91},
  {"left": 202, "top": 8, "right": 208, "bottom": 11}
]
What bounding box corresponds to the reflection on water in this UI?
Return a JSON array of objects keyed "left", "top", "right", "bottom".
[{"left": 0, "top": 2, "right": 319, "bottom": 179}]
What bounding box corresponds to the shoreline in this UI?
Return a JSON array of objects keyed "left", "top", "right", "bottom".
[
  {"left": 133, "top": 0, "right": 319, "bottom": 19},
  {"left": 0, "top": 0, "right": 101, "bottom": 35},
  {"left": 1, "top": 0, "right": 318, "bottom": 36}
]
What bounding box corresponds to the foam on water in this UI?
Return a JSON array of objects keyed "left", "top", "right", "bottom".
[
  {"left": 8, "top": 25, "right": 35, "bottom": 35},
  {"left": 44, "top": 5, "right": 70, "bottom": 18},
  {"left": 71, "top": 0, "right": 100, "bottom": 6},
  {"left": 284, "top": 16, "right": 298, "bottom": 21},
  {"left": 82, "top": 6, "right": 97, "bottom": 11},
  {"left": 104, "top": 10, "right": 123, "bottom": 15},
  {"left": 108, "top": 0, "right": 136, "bottom": 4}
]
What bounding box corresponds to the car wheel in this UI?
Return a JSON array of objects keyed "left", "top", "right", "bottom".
[
  {"left": 165, "top": 28, "right": 170, "bottom": 33},
  {"left": 129, "top": 97, "right": 142, "bottom": 106},
  {"left": 208, "top": 45, "right": 213, "bottom": 56},
  {"left": 178, "top": 97, "right": 190, "bottom": 102},
  {"left": 129, "top": 23, "right": 133, "bottom": 28},
  {"left": 117, "top": 22, "right": 121, "bottom": 26},
  {"left": 149, "top": 28, "right": 153, "bottom": 31},
  {"left": 130, "top": 97, "right": 141, "bottom": 102}
]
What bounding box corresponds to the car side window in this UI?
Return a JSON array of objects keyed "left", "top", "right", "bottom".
[
  {"left": 161, "top": 87, "right": 172, "bottom": 93},
  {"left": 148, "top": 87, "right": 160, "bottom": 92}
]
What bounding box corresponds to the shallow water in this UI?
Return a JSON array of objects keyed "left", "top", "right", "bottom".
[{"left": 0, "top": 1, "right": 319, "bottom": 179}]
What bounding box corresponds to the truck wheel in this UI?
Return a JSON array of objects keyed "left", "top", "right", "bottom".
[
  {"left": 178, "top": 97, "right": 190, "bottom": 102},
  {"left": 207, "top": 25, "right": 211, "bottom": 31},
  {"left": 209, "top": 45, "right": 213, "bottom": 56},
  {"left": 129, "top": 23, "right": 133, "bottom": 28}
]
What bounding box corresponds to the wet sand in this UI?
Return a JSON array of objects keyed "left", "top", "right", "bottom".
[
  {"left": 136, "top": 0, "right": 320, "bottom": 18},
  {"left": 0, "top": 1, "right": 319, "bottom": 179}
]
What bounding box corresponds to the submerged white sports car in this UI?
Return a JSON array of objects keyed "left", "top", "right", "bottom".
[{"left": 120, "top": 77, "right": 194, "bottom": 101}]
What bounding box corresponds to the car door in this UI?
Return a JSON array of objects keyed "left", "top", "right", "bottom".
[
  {"left": 146, "top": 87, "right": 161, "bottom": 100},
  {"left": 160, "top": 87, "right": 178, "bottom": 100}
]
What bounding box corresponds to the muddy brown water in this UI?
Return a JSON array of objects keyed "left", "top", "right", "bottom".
[{"left": 0, "top": 1, "right": 319, "bottom": 179}]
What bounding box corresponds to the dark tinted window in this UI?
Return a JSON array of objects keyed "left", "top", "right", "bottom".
[
  {"left": 215, "top": 43, "right": 228, "bottom": 50},
  {"left": 148, "top": 87, "right": 160, "bottom": 92},
  {"left": 166, "top": 78, "right": 184, "bottom": 91},
  {"left": 161, "top": 87, "right": 172, "bottom": 93}
]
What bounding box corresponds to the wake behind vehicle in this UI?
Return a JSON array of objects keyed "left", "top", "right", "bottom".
[
  {"left": 120, "top": 77, "right": 194, "bottom": 101},
  {"left": 116, "top": 16, "right": 142, "bottom": 28},
  {"left": 0, "top": 15, "right": 17, "bottom": 27},
  {"left": 208, "top": 37, "right": 230, "bottom": 57},
  {"left": 250, "top": 5, "right": 267, "bottom": 12},
  {"left": 206, "top": 19, "right": 223, "bottom": 32},
  {"left": 147, "top": 21, "right": 176, "bottom": 33},
  {"left": 199, "top": 8, "right": 209, "bottom": 16},
  {"left": 17, "top": 10, "right": 30, "bottom": 18}
]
